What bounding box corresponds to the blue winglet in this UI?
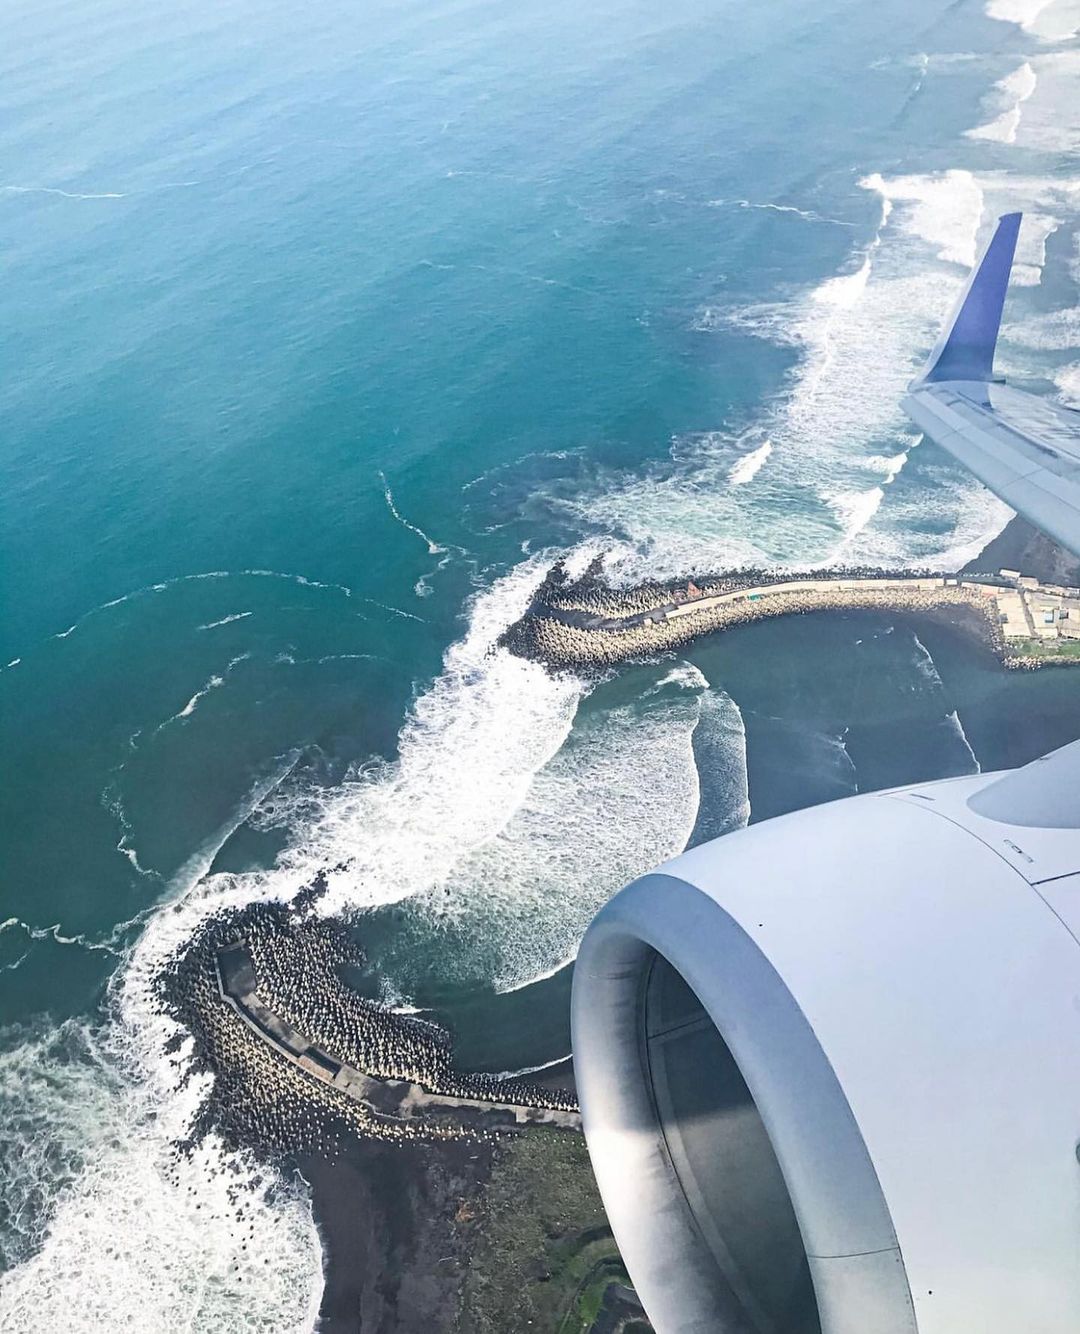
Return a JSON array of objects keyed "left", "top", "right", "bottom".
[{"left": 912, "top": 212, "right": 1022, "bottom": 387}]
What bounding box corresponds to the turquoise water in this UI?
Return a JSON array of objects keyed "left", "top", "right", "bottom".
[{"left": 2, "top": 0, "right": 1080, "bottom": 1325}]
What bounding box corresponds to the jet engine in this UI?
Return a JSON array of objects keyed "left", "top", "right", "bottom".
[{"left": 571, "top": 742, "right": 1080, "bottom": 1333}]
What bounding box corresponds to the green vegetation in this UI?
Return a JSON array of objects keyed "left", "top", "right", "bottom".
[
  {"left": 1008, "top": 637, "right": 1080, "bottom": 661},
  {"left": 555, "top": 1252, "right": 635, "bottom": 1334},
  {"left": 454, "top": 1130, "right": 645, "bottom": 1334}
]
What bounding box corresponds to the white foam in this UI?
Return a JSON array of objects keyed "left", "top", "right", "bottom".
[
  {"left": 378, "top": 471, "right": 446, "bottom": 556},
  {"left": 691, "top": 689, "right": 752, "bottom": 841},
  {"left": 812, "top": 251, "right": 876, "bottom": 309},
  {"left": 1055, "top": 362, "right": 1080, "bottom": 405},
  {"left": 361, "top": 598, "right": 426, "bottom": 623},
  {"left": 198, "top": 612, "right": 253, "bottom": 630},
  {"left": 1011, "top": 209, "right": 1062, "bottom": 287},
  {"left": 1010, "top": 50, "right": 1080, "bottom": 151},
  {"left": 1, "top": 184, "right": 126, "bottom": 200},
  {"left": 416, "top": 678, "right": 704, "bottom": 992},
  {"left": 491, "top": 1054, "right": 572, "bottom": 1080},
  {"left": 864, "top": 451, "right": 910, "bottom": 482},
  {"left": 816, "top": 726, "right": 859, "bottom": 794},
  {"left": 986, "top": 0, "right": 1053, "bottom": 26},
  {"left": 728, "top": 439, "right": 773, "bottom": 486},
  {"left": 648, "top": 663, "right": 710, "bottom": 692},
  {"left": 0, "top": 751, "right": 325, "bottom": 1329},
  {"left": 986, "top": 0, "right": 1080, "bottom": 40},
  {"left": 579, "top": 170, "right": 998, "bottom": 577},
  {"left": 909, "top": 637, "right": 982, "bottom": 773},
  {"left": 825, "top": 487, "right": 886, "bottom": 558},
  {"left": 228, "top": 557, "right": 590, "bottom": 922},
  {"left": 177, "top": 674, "right": 224, "bottom": 719},
  {"left": 572, "top": 161, "right": 1077, "bottom": 577},
  {"left": 946, "top": 709, "right": 982, "bottom": 773},
  {"left": 0, "top": 1024, "right": 323, "bottom": 1333},
  {"left": 1005, "top": 304, "right": 1080, "bottom": 350},
  {"left": 706, "top": 197, "right": 853, "bottom": 227},
  {"left": 860, "top": 170, "right": 982, "bottom": 267},
  {"left": 895, "top": 52, "right": 982, "bottom": 70},
  {"left": 912, "top": 632, "right": 943, "bottom": 686},
  {"left": 965, "top": 61, "right": 1037, "bottom": 143},
  {"left": 0, "top": 919, "right": 121, "bottom": 960},
  {"left": 102, "top": 784, "right": 160, "bottom": 879},
  {"left": 153, "top": 654, "right": 251, "bottom": 733},
  {"left": 30, "top": 569, "right": 351, "bottom": 661}
]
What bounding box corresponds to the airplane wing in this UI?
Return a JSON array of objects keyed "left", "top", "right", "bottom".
[{"left": 902, "top": 211, "right": 1080, "bottom": 560}]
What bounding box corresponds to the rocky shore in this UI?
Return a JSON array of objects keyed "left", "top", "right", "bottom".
[{"left": 964, "top": 515, "right": 1080, "bottom": 589}]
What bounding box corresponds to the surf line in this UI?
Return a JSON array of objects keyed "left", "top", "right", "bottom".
[{"left": 378, "top": 471, "right": 446, "bottom": 556}]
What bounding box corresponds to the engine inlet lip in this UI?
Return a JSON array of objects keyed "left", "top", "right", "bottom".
[{"left": 571, "top": 870, "right": 917, "bottom": 1334}]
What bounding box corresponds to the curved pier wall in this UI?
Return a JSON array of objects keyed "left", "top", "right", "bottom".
[{"left": 503, "top": 581, "right": 1004, "bottom": 672}]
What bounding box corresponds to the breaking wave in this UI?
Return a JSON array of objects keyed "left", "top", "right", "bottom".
[
  {"left": 363, "top": 673, "right": 750, "bottom": 995},
  {"left": 689, "top": 689, "right": 752, "bottom": 845},
  {"left": 580, "top": 167, "right": 1031, "bottom": 578},
  {"left": 985, "top": 0, "right": 1080, "bottom": 42},
  {"left": 1055, "top": 362, "right": 1080, "bottom": 405},
  {"left": 912, "top": 635, "right": 982, "bottom": 774},
  {"left": 419, "top": 679, "right": 703, "bottom": 992},
  {"left": 0, "top": 760, "right": 327, "bottom": 1330},
  {"left": 966, "top": 61, "right": 1038, "bottom": 143},
  {"left": 1010, "top": 50, "right": 1080, "bottom": 153},
  {"left": 243, "top": 558, "right": 589, "bottom": 921},
  {"left": 945, "top": 709, "right": 982, "bottom": 773},
  {"left": 728, "top": 438, "right": 773, "bottom": 486}
]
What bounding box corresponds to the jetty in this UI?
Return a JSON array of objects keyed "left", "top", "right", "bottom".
[
  {"left": 215, "top": 939, "right": 580, "bottom": 1133},
  {"left": 160, "top": 901, "right": 579, "bottom": 1160},
  {"left": 501, "top": 557, "right": 1080, "bottom": 671}
]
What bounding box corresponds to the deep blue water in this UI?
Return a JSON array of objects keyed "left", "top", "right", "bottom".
[{"left": 2, "top": 0, "right": 1079, "bottom": 1324}]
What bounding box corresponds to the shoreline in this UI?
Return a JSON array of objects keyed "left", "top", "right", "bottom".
[
  {"left": 299, "top": 1136, "right": 494, "bottom": 1333},
  {"left": 965, "top": 515, "right": 1080, "bottom": 590},
  {"left": 259, "top": 522, "right": 1080, "bottom": 1331},
  {"left": 301, "top": 1119, "right": 626, "bottom": 1334}
]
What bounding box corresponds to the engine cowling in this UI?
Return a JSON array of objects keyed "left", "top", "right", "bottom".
[{"left": 571, "top": 745, "right": 1080, "bottom": 1333}]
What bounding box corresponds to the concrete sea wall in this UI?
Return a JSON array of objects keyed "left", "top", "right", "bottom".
[{"left": 502, "top": 560, "right": 1008, "bottom": 671}]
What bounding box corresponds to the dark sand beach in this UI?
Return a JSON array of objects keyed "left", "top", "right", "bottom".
[{"left": 302, "top": 1061, "right": 596, "bottom": 1332}]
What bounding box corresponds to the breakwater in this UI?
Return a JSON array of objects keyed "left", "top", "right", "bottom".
[
  {"left": 501, "top": 556, "right": 1011, "bottom": 671},
  {"left": 159, "top": 901, "right": 578, "bottom": 1161}
]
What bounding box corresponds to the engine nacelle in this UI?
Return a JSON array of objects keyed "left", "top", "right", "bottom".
[{"left": 571, "top": 745, "right": 1080, "bottom": 1333}]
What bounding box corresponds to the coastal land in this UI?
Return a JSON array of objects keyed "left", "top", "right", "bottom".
[
  {"left": 159, "top": 521, "right": 1080, "bottom": 1333},
  {"left": 306, "top": 1119, "right": 646, "bottom": 1334},
  {"left": 963, "top": 514, "right": 1080, "bottom": 589},
  {"left": 160, "top": 900, "right": 631, "bottom": 1331}
]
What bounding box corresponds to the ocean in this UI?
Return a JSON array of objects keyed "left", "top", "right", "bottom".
[{"left": 2, "top": 0, "right": 1080, "bottom": 1326}]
